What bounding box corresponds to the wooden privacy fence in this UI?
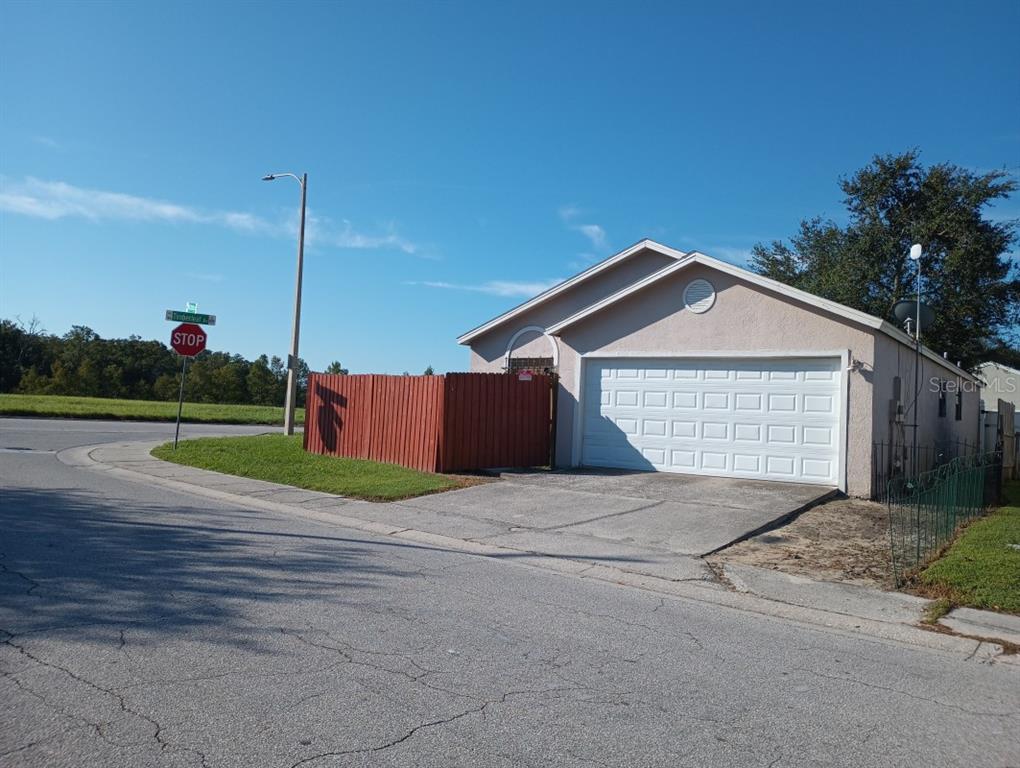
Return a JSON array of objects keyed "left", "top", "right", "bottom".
[{"left": 304, "top": 372, "right": 554, "bottom": 473}]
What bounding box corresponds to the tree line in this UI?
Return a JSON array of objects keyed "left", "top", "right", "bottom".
[
  {"left": 0, "top": 320, "right": 313, "bottom": 406},
  {"left": 0, "top": 319, "right": 439, "bottom": 406}
]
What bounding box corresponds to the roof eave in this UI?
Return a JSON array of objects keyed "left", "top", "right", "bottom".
[
  {"left": 547, "top": 252, "right": 977, "bottom": 383},
  {"left": 455, "top": 239, "right": 687, "bottom": 345}
]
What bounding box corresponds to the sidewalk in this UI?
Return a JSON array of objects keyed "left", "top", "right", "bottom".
[{"left": 59, "top": 439, "right": 1020, "bottom": 664}]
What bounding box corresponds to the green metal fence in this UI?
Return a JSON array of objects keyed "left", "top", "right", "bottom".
[{"left": 887, "top": 451, "right": 1003, "bottom": 586}]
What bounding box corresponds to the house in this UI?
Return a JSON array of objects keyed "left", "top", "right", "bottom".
[
  {"left": 976, "top": 361, "right": 1020, "bottom": 427},
  {"left": 976, "top": 362, "right": 1020, "bottom": 475},
  {"left": 458, "top": 239, "right": 981, "bottom": 497}
]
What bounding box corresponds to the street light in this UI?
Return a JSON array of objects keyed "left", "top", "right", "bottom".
[
  {"left": 262, "top": 171, "right": 307, "bottom": 435},
  {"left": 908, "top": 244, "right": 923, "bottom": 479}
]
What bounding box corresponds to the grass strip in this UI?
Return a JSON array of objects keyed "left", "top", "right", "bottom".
[
  {"left": 1, "top": 393, "right": 301, "bottom": 426},
  {"left": 152, "top": 433, "right": 469, "bottom": 501},
  {"left": 916, "top": 481, "right": 1020, "bottom": 615}
]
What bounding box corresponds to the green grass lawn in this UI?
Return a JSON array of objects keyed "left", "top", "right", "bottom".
[
  {"left": 0, "top": 393, "right": 302, "bottom": 426},
  {"left": 152, "top": 434, "right": 470, "bottom": 501},
  {"left": 917, "top": 480, "right": 1020, "bottom": 614}
]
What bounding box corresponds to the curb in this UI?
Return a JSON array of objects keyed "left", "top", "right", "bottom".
[
  {"left": 701, "top": 487, "right": 842, "bottom": 556},
  {"left": 57, "top": 440, "right": 1020, "bottom": 666}
]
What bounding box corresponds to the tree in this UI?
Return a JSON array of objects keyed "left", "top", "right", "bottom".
[
  {"left": 324, "top": 360, "right": 349, "bottom": 375},
  {"left": 423, "top": 365, "right": 435, "bottom": 375},
  {"left": 153, "top": 373, "right": 179, "bottom": 401},
  {"left": 294, "top": 357, "right": 310, "bottom": 407},
  {"left": 246, "top": 355, "right": 279, "bottom": 405},
  {"left": 750, "top": 151, "right": 1018, "bottom": 369}
]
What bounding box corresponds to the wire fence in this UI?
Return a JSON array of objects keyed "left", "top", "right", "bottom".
[
  {"left": 886, "top": 451, "right": 1003, "bottom": 586},
  {"left": 872, "top": 439, "right": 981, "bottom": 502}
]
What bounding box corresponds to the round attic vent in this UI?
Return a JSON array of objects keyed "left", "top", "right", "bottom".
[{"left": 684, "top": 279, "right": 716, "bottom": 314}]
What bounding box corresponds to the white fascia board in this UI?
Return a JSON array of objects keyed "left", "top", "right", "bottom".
[
  {"left": 693, "top": 254, "right": 978, "bottom": 381},
  {"left": 976, "top": 361, "right": 1020, "bottom": 376},
  {"left": 547, "top": 250, "right": 978, "bottom": 383},
  {"left": 455, "top": 239, "right": 686, "bottom": 345},
  {"left": 546, "top": 258, "right": 692, "bottom": 333}
]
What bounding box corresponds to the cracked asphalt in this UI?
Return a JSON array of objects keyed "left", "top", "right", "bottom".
[{"left": 2, "top": 419, "right": 1019, "bottom": 767}]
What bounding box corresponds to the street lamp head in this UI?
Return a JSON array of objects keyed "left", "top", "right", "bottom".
[
  {"left": 262, "top": 174, "right": 276, "bottom": 181},
  {"left": 909, "top": 243, "right": 923, "bottom": 261}
]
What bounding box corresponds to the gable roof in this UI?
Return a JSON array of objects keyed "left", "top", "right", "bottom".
[
  {"left": 456, "top": 239, "right": 687, "bottom": 345},
  {"left": 544, "top": 246, "right": 977, "bottom": 382},
  {"left": 976, "top": 361, "right": 1020, "bottom": 377}
]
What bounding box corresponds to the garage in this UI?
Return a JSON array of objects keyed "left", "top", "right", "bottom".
[
  {"left": 580, "top": 356, "right": 843, "bottom": 485},
  {"left": 462, "top": 241, "right": 980, "bottom": 496}
]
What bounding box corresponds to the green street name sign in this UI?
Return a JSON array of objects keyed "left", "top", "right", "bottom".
[{"left": 165, "top": 310, "right": 216, "bottom": 326}]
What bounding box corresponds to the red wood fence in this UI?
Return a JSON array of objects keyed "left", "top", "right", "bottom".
[{"left": 304, "top": 372, "right": 554, "bottom": 473}]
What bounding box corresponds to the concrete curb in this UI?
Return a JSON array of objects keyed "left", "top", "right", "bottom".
[
  {"left": 701, "top": 487, "right": 841, "bottom": 556},
  {"left": 57, "top": 440, "right": 1020, "bottom": 666},
  {"left": 940, "top": 607, "right": 1020, "bottom": 648}
]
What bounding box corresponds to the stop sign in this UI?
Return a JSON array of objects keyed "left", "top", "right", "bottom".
[{"left": 170, "top": 323, "right": 207, "bottom": 357}]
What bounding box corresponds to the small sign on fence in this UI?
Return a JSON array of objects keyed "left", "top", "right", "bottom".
[{"left": 518, "top": 372, "right": 532, "bottom": 381}]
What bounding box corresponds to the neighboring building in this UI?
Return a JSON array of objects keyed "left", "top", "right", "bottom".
[
  {"left": 976, "top": 362, "right": 1020, "bottom": 472},
  {"left": 459, "top": 239, "right": 980, "bottom": 497},
  {"left": 976, "top": 361, "right": 1020, "bottom": 425}
]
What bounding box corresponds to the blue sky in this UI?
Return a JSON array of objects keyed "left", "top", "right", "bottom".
[{"left": 2, "top": 1, "right": 1018, "bottom": 374}]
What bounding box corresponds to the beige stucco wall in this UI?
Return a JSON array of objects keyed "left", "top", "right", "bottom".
[
  {"left": 556, "top": 264, "right": 878, "bottom": 495},
  {"left": 466, "top": 251, "right": 978, "bottom": 497},
  {"left": 871, "top": 335, "right": 982, "bottom": 457},
  {"left": 468, "top": 248, "right": 675, "bottom": 370}
]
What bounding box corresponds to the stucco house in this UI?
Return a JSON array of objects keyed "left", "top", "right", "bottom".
[
  {"left": 459, "top": 239, "right": 980, "bottom": 497},
  {"left": 976, "top": 362, "right": 1020, "bottom": 424}
]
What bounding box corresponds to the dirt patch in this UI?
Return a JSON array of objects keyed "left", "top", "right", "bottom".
[{"left": 708, "top": 496, "right": 893, "bottom": 589}]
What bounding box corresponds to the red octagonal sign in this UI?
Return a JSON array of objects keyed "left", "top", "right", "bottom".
[{"left": 170, "top": 323, "right": 207, "bottom": 357}]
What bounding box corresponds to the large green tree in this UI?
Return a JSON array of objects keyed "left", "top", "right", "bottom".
[{"left": 751, "top": 151, "right": 1018, "bottom": 368}]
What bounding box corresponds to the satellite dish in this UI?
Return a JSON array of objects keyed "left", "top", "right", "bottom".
[{"left": 892, "top": 299, "right": 935, "bottom": 331}]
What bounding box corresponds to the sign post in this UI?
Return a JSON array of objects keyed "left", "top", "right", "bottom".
[
  {"left": 168, "top": 320, "right": 209, "bottom": 449},
  {"left": 174, "top": 357, "right": 188, "bottom": 450}
]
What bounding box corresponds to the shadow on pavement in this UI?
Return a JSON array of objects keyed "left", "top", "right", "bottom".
[
  {"left": 0, "top": 485, "right": 660, "bottom": 648},
  {"left": 0, "top": 485, "right": 429, "bottom": 646}
]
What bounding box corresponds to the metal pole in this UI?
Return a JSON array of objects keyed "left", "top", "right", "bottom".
[
  {"left": 283, "top": 173, "right": 307, "bottom": 436},
  {"left": 912, "top": 257, "right": 921, "bottom": 477},
  {"left": 912, "top": 257, "right": 921, "bottom": 564},
  {"left": 174, "top": 356, "right": 188, "bottom": 450}
]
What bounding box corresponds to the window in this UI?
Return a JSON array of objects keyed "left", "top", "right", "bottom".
[
  {"left": 955, "top": 390, "right": 963, "bottom": 421},
  {"left": 938, "top": 382, "right": 947, "bottom": 418}
]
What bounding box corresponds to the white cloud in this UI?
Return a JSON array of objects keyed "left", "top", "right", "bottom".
[
  {"left": 411, "top": 278, "right": 562, "bottom": 298},
  {"left": 576, "top": 223, "right": 607, "bottom": 249},
  {"left": 558, "top": 204, "right": 581, "bottom": 222},
  {"left": 0, "top": 177, "right": 422, "bottom": 254},
  {"left": 32, "top": 136, "right": 61, "bottom": 149},
  {"left": 0, "top": 177, "right": 273, "bottom": 231},
  {"left": 558, "top": 204, "right": 608, "bottom": 250},
  {"left": 322, "top": 218, "right": 414, "bottom": 254}
]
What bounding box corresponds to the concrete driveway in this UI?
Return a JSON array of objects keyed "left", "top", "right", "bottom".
[{"left": 381, "top": 468, "right": 836, "bottom": 580}]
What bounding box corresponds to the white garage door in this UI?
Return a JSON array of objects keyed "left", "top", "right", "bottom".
[{"left": 581, "top": 357, "right": 842, "bottom": 485}]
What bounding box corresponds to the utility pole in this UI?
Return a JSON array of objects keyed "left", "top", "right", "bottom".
[{"left": 262, "top": 171, "right": 307, "bottom": 435}]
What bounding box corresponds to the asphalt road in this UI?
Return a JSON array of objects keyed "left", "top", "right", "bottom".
[{"left": 2, "top": 418, "right": 1018, "bottom": 767}]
